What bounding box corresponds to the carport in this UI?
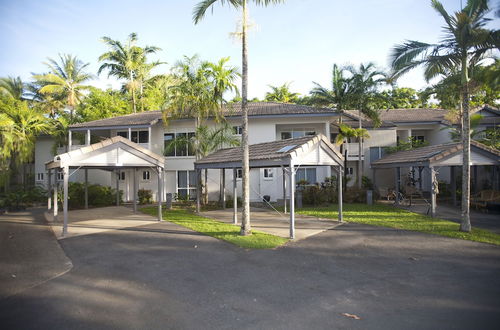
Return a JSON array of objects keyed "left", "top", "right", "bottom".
[
  {"left": 194, "top": 134, "right": 344, "bottom": 239},
  {"left": 371, "top": 141, "right": 500, "bottom": 217},
  {"left": 45, "top": 136, "right": 165, "bottom": 237}
]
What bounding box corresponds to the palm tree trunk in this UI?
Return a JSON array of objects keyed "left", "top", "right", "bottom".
[
  {"left": 357, "top": 110, "right": 362, "bottom": 189},
  {"left": 240, "top": 0, "right": 251, "bottom": 236},
  {"left": 460, "top": 54, "right": 471, "bottom": 232}
]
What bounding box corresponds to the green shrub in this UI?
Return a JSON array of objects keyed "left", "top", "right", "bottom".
[
  {"left": 138, "top": 189, "right": 152, "bottom": 204},
  {"left": 344, "top": 187, "right": 367, "bottom": 203},
  {"left": 66, "top": 182, "right": 122, "bottom": 209},
  {"left": 225, "top": 196, "right": 242, "bottom": 208}
]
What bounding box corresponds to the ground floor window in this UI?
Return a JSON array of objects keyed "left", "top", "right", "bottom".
[
  {"left": 346, "top": 167, "right": 354, "bottom": 175},
  {"left": 296, "top": 168, "right": 316, "bottom": 185},
  {"left": 177, "top": 170, "right": 197, "bottom": 200},
  {"left": 57, "top": 171, "right": 64, "bottom": 181},
  {"left": 119, "top": 171, "right": 126, "bottom": 180},
  {"left": 235, "top": 168, "right": 243, "bottom": 179},
  {"left": 142, "top": 170, "right": 150, "bottom": 181},
  {"left": 263, "top": 168, "right": 274, "bottom": 179},
  {"left": 36, "top": 173, "right": 44, "bottom": 181}
]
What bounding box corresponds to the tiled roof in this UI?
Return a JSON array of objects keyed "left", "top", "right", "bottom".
[
  {"left": 371, "top": 140, "right": 500, "bottom": 167},
  {"left": 378, "top": 108, "right": 449, "bottom": 123},
  {"left": 70, "top": 102, "right": 338, "bottom": 129}
]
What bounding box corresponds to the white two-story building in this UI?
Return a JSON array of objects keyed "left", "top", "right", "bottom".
[{"left": 34, "top": 103, "right": 500, "bottom": 203}]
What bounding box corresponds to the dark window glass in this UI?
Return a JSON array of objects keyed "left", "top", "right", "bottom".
[
  {"left": 131, "top": 131, "right": 139, "bottom": 143},
  {"left": 143, "top": 171, "right": 150, "bottom": 180},
  {"left": 176, "top": 133, "right": 187, "bottom": 156},
  {"left": 117, "top": 131, "right": 128, "bottom": 139},
  {"left": 187, "top": 132, "right": 195, "bottom": 156},
  {"left": 189, "top": 171, "right": 197, "bottom": 188},
  {"left": 139, "top": 131, "right": 149, "bottom": 143},
  {"left": 164, "top": 133, "right": 175, "bottom": 156},
  {"left": 281, "top": 132, "right": 292, "bottom": 140}
]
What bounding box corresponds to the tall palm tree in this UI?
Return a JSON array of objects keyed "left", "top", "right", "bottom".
[
  {"left": 204, "top": 57, "right": 240, "bottom": 106},
  {"left": 390, "top": 0, "right": 498, "bottom": 232},
  {"left": 98, "top": 33, "right": 161, "bottom": 113},
  {"left": 32, "top": 54, "right": 92, "bottom": 120},
  {"left": 348, "top": 63, "right": 385, "bottom": 188},
  {"left": 0, "top": 76, "right": 25, "bottom": 100},
  {"left": 265, "top": 82, "right": 300, "bottom": 103},
  {"left": 193, "top": 0, "right": 286, "bottom": 236}
]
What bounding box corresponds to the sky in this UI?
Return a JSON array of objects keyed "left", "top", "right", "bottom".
[{"left": 0, "top": 0, "right": 498, "bottom": 99}]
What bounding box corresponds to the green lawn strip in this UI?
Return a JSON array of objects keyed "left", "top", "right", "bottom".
[
  {"left": 297, "top": 203, "right": 500, "bottom": 246},
  {"left": 140, "top": 207, "right": 288, "bottom": 249}
]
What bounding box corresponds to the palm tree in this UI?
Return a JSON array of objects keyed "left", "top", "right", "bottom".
[
  {"left": 32, "top": 54, "right": 92, "bottom": 120},
  {"left": 265, "top": 82, "right": 300, "bottom": 103},
  {"left": 204, "top": 57, "right": 240, "bottom": 106},
  {"left": 98, "top": 33, "right": 161, "bottom": 113},
  {"left": 390, "top": 0, "right": 498, "bottom": 232},
  {"left": 193, "top": 0, "right": 286, "bottom": 236},
  {"left": 0, "top": 76, "right": 25, "bottom": 100},
  {"left": 348, "top": 63, "right": 385, "bottom": 188}
]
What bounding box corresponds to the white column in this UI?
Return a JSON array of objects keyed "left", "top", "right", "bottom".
[
  {"left": 47, "top": 169, "right": 52, "bottom": 210},
  {"left": 233, "top": 168, "right": 237, "bottom": 224},
  {"left": 86, "top": 129, "right": 91, "bottom": 145},
  {"left": 128, "top": 127, "right": 132, "bottom": 141},
  {"left": 196, "top": 169, "right": 201, "bottom": 213},
  {"left": 338, "top": 166, "right": 343, "bottom": 222},
  {"left": 133, "top": 168, "right": 138, "bottom": 213},
  {"left": 430, "top": 166, "right": 437, "bottom": 217},
  {"left": 62, "top": 166, "right": 69, "bottom": 236},
  {"left": 157, "top": 167, "right": 162, "bottom": 221},
  {"left": 53, "top": 174, "right": 58, "bottom": 221},
  {"left": 84, "top": 169, "right": 88, "bottom": 209},
  {"left": 116, "top": 170, "right": 120, "bottom": 206},
  {"left": 325, "top": 122, "right": 331, "bottom": 142},
  {"left": 282, "top": 166, "right": 287, "bottom": 214},
  {"left": 221, "top": 169, "right": 226, "bottom": 209},
  {"left": 148, "top": 126, "right": 152, "bottom": 150},
  {"left": 289, "top": 162, "right": 295, "bottom": 239},
  {"left": 68, "top": 130, "right": 72, "bottom": 150}
]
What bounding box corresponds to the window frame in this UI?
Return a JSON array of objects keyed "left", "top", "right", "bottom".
[
  {"left": 164, "top": 131, "right": 196, "bottom": 157},
  {"left": 263, "top": 168, "right": 274, "bottom": 180},
  {"left": 176, "top": 170, "right": 197, "bottom": 200},
  {"left": 36, "top": 173, "right": 44, "bottom": 181},
  {"left": 142, "top": 170, "right": 151, "bottom": 181}
]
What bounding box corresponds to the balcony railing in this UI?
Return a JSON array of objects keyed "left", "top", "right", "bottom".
[{"left": 344, "top": 143, "right": 364, "bottom": 161}]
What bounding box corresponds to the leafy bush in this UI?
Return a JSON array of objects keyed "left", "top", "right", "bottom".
[
  {"left": 344, "top": 187, "right": 367, "bottom": 203},
  {"left": 138, "top": 189, "right": 152, "bottom": 204},
  {"left": 301, "top": 176, "right": 339, "bottom": 206},
  {"left": 225, "top": 196, "right": 242, "bottom": 208},
  {"left": 0, "top": 185, "right": 47, "bottom": 211},
  {"left": 362, "top": 176, "right": 373, "bottom": 189},
  {"left": 66, "top": 182, "right": 122, "bottom": 209}
]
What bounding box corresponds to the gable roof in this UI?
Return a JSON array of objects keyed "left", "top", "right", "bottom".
[
  {"left": 371, "top": 140, "right": 500, "bottom": 168},
  {"left": 195, "top": 134, "right": 343, "bottom": 169},
  {"left": 69, "top": 102, "right": 338, "bottom": 129},
  {"left": 46, "top": 136, "right": 165, "bottom": 169}
]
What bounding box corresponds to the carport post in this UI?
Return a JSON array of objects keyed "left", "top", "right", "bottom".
[
  {"left": 289, "top": 162, "right": 295, "bottom": 239},
  {"left": 196, "top": 168, "right": 201, "bottom": 213},
  {"left": 157, "top": 167, "right": 162, "bottom": 221},
  {"left": 84, "top": 169, "right": 88, "bottom": 209},
  {"left": 221, "top": 169, "right": 226, "bottom": 209},
  {"left": 116, "top": 170, "right": 120, "bottom": 206},
  {"left": 338, "top": 165, "right": 343, "bottom": 222},
  {"left": 53, "top": 174, "right": 58, "bottom": 221},
  {"left": 395, "top": 167, "right": 401, "bottom": 205},
  {"left": 47, "top": 169, "right": 52, "bottom": 210},
  {"left": 430, "top": 166, "right": 437, "bottom": 217},
  {"left": 62, "top": 166, "right": 69, "bottom": 237},
  {"left": 232, "top": 168, "right": 237, "bottom": 224},
  {"left": 282, "top": 166, "right": 287, "bottom": 214},
  {"left": 450, "top": 166, "right": 457, "bottom": 206},
  {"left": 133, "top": 168, "right": 137, "bottom": 213}
]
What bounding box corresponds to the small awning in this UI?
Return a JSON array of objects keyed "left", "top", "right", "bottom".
[
  {"left": 45, "top": 136, "right": 165, "bottom": 170},
  {"left": 371, "top": 141, "right": 500, "bottom": 169},
  {"left": 195, "top": 134, "right": 343, "bottom": 170}
]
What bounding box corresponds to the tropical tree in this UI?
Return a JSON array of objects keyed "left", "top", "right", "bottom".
[
  {"left": 32, "top": 54, "right": 92, "bottom": 120},
  {"left": 204, "top": 57, "right": 240, "bottom": 106},
  {"left": 0, "top": 76, "right": 25, "bottom": 100},
  {"left": 98, "top": 33, "right": 162, "bottom": 113},
  {"left": 76, "top": 87, "right": 130, "bottom": 122},
  {"left": 390, "top": 0, "right": 499, "bottom": 232},
  {"left": 193, "top": 0, "right": 286, "bottom": 236},
  {"left": 264, "top": 82, "right": 300, "bottom": 103}
]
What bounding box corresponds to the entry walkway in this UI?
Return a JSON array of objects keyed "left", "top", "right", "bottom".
[
  {"left": 201, "top": 207, "right": 342, "bottom": 241},
  {"left": 45, "top": 206, "right": 159, "bottom": 239}
]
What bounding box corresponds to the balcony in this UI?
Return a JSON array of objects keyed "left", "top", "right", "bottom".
[{"left": 344, "top": 143, "right": 364, "bottom": 161}]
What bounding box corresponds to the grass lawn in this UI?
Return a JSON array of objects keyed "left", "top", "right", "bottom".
[
  {"left": 140, "top": 207, "right": 288, "bottom": 249},
  {"left": 297, "top": 203, "right": 500, "bottom": 246}
]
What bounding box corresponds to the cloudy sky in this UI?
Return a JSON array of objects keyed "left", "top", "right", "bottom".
[{"left": 1, "top": 0, "right": 497, "bottom": 99}]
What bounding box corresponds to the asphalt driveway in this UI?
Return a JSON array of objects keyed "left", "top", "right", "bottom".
[{"left": 0, "top": 209, "right": 499, "bottom": 329}]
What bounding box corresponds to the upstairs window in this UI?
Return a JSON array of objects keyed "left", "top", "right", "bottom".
[
  {"left": 117, "top": 131, "right": 128, "bottom": 139},
  {"left": 233, "top": 126, "right": 243, "bottom": 135},
  {"left": 281, "top": 129, "right": 316, "bottom": 140},
  {"left": 117, "top": 130, "right": 149, "bottom": 143},
  {"left": 164, "top": 132, "right": 195, "bottom": 157}
]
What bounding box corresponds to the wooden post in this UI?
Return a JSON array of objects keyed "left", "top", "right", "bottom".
[
  {"left": 451, "top": 166, "right": 457, "bottom": 206},
  {"left": 233, "top": 168, "right": 237, "bottom": 224},
  {"left": 133, "top": 168, "right": 138, "bottom": 213},
  {"left": 157, "top": 167, "right": 162, "bottom": 221},
  {"left": 84, "top": 169, "right": 88, "bottom": 209},
  {"left": 289, "top": 162, "right": 295, "bottom": 239},
  {"left": 62, "top": 166, "right": 69, "bottom": 236},
  {"left": 338, "top": 166, "right": 343, "bottom": 222},
  {"left": 430, "top": 166, "right": 437, "bottom": 217}
]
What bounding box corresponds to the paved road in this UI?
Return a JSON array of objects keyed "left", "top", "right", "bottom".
[{"left": 0, "top": 211, "right": 499, "bottom": 329}]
